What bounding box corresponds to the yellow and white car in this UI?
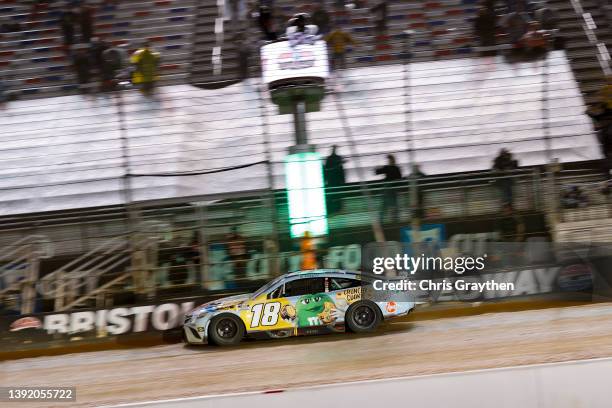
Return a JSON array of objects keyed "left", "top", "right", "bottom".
[{"left": 183, "top": 269, "right": 414, "bottom": 346}]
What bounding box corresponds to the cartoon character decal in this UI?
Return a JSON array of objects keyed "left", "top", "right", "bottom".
[{"left": 295, "top": 293, "right": 333, "bottom": 327}]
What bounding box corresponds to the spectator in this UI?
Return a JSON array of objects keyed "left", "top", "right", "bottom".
[
  {"left": 312, "top": 4, "right": 331, "bottom": 34},
  {"left": 72, "top": 46, "right": 92, "bottom": 92},
  {"left": 492, "top": 148, "right": 518, "bottom": 208},
  {"left": 324, "top": 145, "right": 346, "bottom": 214},
  {"left": 89, "top": 37, "right": 108, "bottom": 82},
  {"left": 60, "top": 9, "right": 76, "bottom": 47},
  {"left": 101, "top": 43, "right": 127, "bottom": 90},
  {"left": 325, "top": 25, "right": 355, "bottom": 70},
  {"left": 79, "top": 4, "right": 95, "bottom": 43},
  {"left": 376, "top": 154, "right": 402, "bottom": 223},
  {"left": 586, "top": 102, "right": 612, "bottom": 178},
  {"left": 131, "top": 41, "right": 160, "bottom": 95},
  {"left": 521, "top": 21, "right": 549, "bottom": 58},
  {"left": 258, "top": 4, "right": 277, "bottom": 41},
  {"left": 226, "top": 226, "right": 248, "bottom": 282},
  {"left": 474, "top": 7, "right": 497, "bottom": 55},
  {"left": 300, "top": 231, "right": 317, "bottom": 270},
  {"left": 501, "top": 11, "right": 528, "bottom": 50}
]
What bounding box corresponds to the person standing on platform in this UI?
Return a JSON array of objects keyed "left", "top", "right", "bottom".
[
  {"left": 375, "top": 154, "right": 402, "bottom": 223},
  {"left": 131, "top": 41, "right": 160, "bottom": 96},
  {"left": 325, "top": 25, "right": 355, "bottom": 70},
  {"left": 474, "top": 6, "right": 497, "bottom": 56},
  {"left": 492, "top": 148, "right": 519, "bottom": 208},
  {"left": 324, "top": 145, "right": 347, "bottom": 214},
  {"left": 72, "top": 45, "right": 92, "bottom": 93}
]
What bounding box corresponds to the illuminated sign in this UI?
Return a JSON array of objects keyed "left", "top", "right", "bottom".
[{"left": 284, "top": 152, "right": 328, "bottom": 238}]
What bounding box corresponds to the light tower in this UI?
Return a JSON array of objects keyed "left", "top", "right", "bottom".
[{"left": 260, "top": 14, "right": 330, "bottom": 238}]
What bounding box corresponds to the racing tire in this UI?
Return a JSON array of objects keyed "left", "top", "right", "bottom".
[
  {"left": 208, "top": 314, "right": 245, "bottom": 346},
  {"left": 345, "top": 301, "right": 382, "bottom": 333}
]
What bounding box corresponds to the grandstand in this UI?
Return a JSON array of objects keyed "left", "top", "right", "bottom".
[
  {"left": 0, "top": 0, "right": 195, "bottom": 98},
  {"left": 0, "top": 51, "right": 599, "bottom": 216}
]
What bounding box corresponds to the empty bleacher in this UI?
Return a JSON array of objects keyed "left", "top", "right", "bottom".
[{"left": 0, "top": 50, "right": 600, "bottom": 217}]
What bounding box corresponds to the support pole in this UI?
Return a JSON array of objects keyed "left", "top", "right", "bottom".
[
  {"left": 114, "top": 90, "right": 142, "bottom": 296},
  {"left": 293, "top": 99, "right": 308, "bottom": 146},
  {"left": 256, "top": 82, "right": 280, "bottom": 277}
]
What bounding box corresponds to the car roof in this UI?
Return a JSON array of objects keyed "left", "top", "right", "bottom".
[{"left": 283, "top": 269, "right": 362, "bottom": 280}]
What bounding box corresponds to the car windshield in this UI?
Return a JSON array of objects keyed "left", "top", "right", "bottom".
[{"left": 251, "top": 275, "right": 285, "bottom": 299}]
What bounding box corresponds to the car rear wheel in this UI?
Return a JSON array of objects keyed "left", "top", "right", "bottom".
[
  {"left": 209, "top": 315, "right": 245, "bottom": 346},
  {"left": 345, "top": 301, "right": 381, "bottom": 333}
]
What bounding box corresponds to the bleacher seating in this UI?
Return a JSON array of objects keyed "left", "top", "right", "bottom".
[{"left": 0, "top": 0, "right": 196, "bottom": 99}]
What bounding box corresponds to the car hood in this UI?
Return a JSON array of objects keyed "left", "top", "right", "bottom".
[{"left": 191, "top": 293, "right": 252, "bottom": 315}]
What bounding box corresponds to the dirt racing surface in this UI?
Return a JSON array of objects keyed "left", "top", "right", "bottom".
[{"left": 3, "top": 303, "right": 612, "bottom": 407}]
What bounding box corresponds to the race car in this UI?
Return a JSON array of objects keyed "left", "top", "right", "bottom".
[{"left": 183, "top": 269, "right": 414, "bottom": 346}]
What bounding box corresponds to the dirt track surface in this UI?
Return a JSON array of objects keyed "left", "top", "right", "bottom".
[{"left": 3, "top": 303, "right": 612, "bottom": 407}]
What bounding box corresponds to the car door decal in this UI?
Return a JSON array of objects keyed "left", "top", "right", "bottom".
[{"left": 249, "top": 302, "right": 281, "bottom": 328}]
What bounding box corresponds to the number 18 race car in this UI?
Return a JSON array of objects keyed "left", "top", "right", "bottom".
[{"left": 183, "top": 269, "right": 414, "bottom": 346}]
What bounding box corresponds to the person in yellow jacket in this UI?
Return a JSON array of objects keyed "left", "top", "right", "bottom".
[
  {"left": 131, "top": 41, "right": 160, "bottom": 95},
  {"left": 325, "top": 26, "right": 355, "bottom": 71}
]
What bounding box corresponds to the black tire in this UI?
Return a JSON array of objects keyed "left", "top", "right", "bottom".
[
  {"left": 208, "top": 314, "right": 245, "bottom": 346},
  {"left": 345, "top": 301, "right": 382, "bottom": 333}
]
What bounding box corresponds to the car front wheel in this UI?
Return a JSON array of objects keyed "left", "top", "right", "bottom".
[{"left": 208, "top": 315, "right": 245, "bottom": 346}]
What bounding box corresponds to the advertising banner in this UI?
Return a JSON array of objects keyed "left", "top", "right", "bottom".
[{"left": 261, "top": 40, "right": 329, "bottom": 86}]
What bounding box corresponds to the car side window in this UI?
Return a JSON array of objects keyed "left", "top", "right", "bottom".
[
  {"left": 268, "top": 285, "right": 284, "bottom": 299},
  {"left": 283, "top": 278, "right": 326, "bottom": 297},
  {"left": 330, "top": 278, "right": 361, "bottom": 291}
]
